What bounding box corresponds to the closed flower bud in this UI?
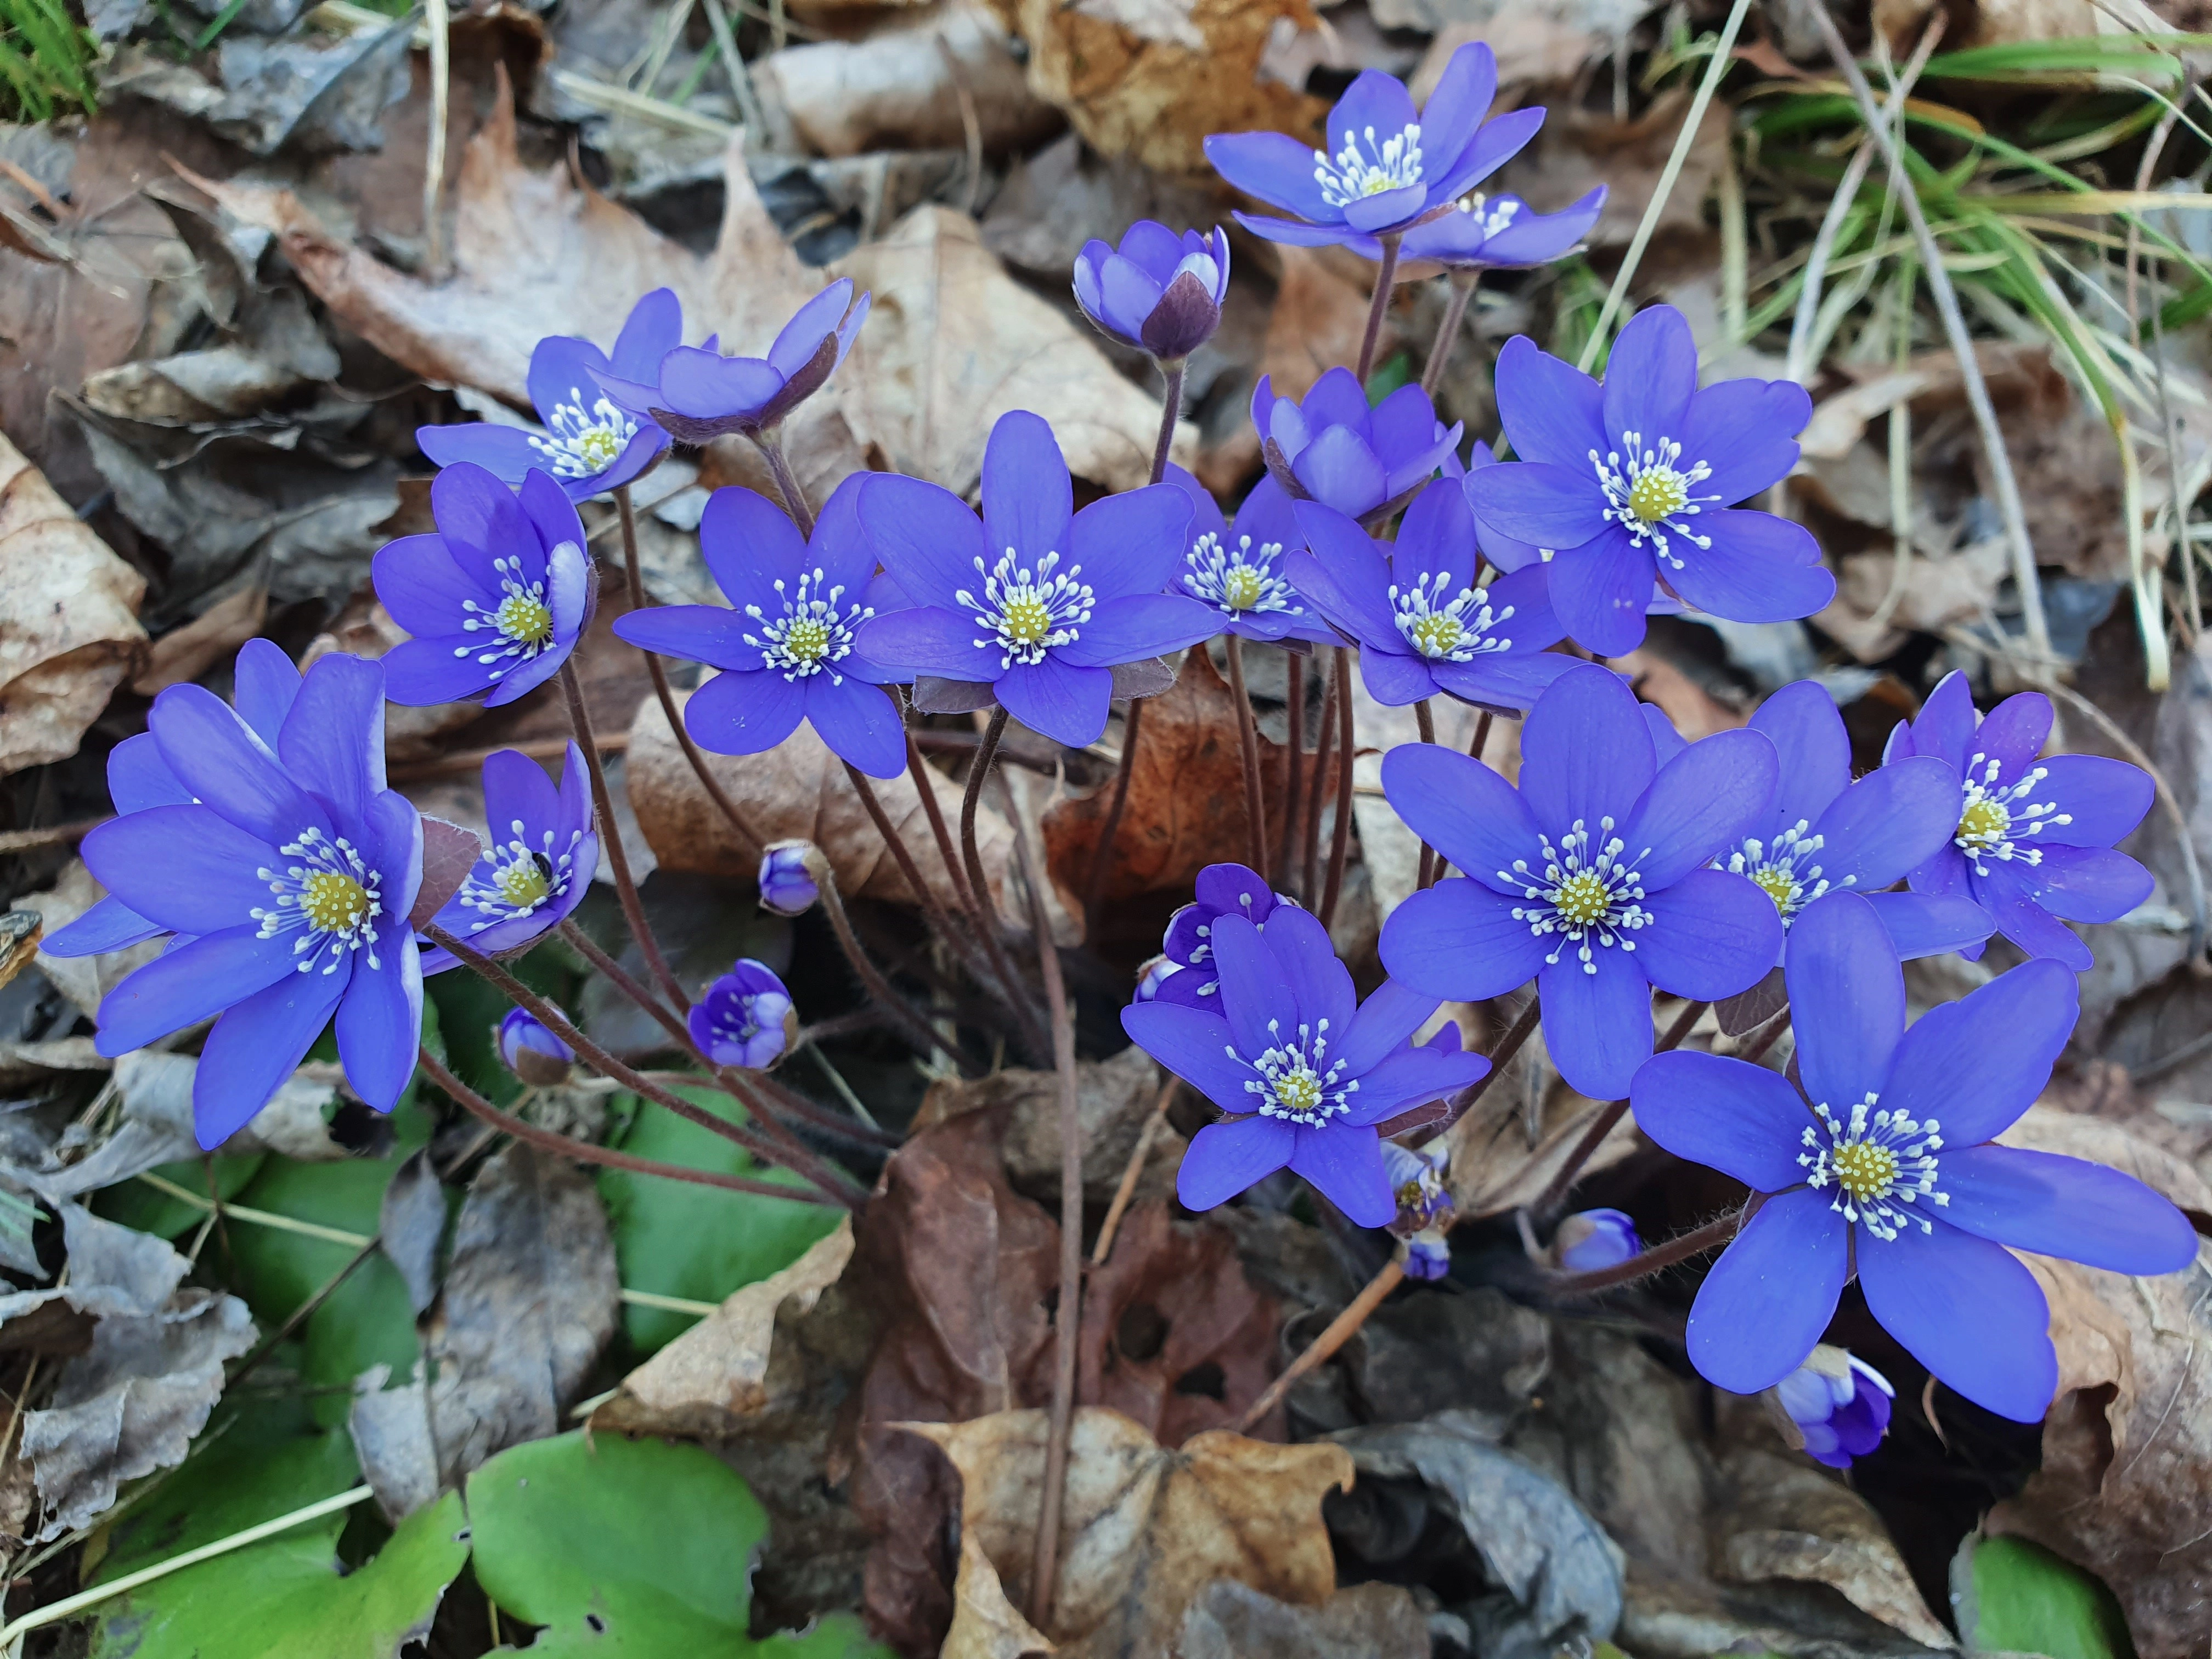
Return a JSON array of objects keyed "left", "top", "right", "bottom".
[
  {"left": 690, "top": 960, "right": 797, "bottom": 1069},
  {"left": 499, "top": 1006, "right": 575, "bottom": 1087},
  {"left": 1073, "top": 223, "right": 1231, "bottom": 362},
  {"left": 758, "top": 841, "right": 822, "bottom": 917},
  {"left": 1554, "top": 1207, "right": 1641, "bottom": 1274},
  {"left": 1765, "top": 1345, "right": 1894, "bottom": 1470},
  {"left": 1134, "top": 955, "right": 1181, "bottom": 1002}
]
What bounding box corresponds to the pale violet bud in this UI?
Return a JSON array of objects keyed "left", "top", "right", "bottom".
[
  {"left": 499, "top": 1005, "right": 575, "bottom": 1087},
  {"left": 758, "top": 840, "right": 821, "bottom": 917},
  {"left": 1135, "top": 955, "right": 1181, "bottom": 1002},
  {"left": 1768, "top": 1345, "right": 1894, "bottom": 1470},
  {"left": 1554, "top": 1207, "right": 1641, "bottom": 1274}
]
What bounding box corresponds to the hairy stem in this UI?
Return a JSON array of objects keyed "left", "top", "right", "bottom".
[
  {"left": 1413, "top": 698, "right": 1438, "bottom": 889},
  {"left": 1279, "top": 653, "right": 1303, "bottom": 883},
  {"left": 752, "top": 428, "right": 817, "bottom": 538},
  {"left": 1082, "top": 697, "right": 1143, "bottom": 946},
  {"left": 1150, "top": 359, "right": 1186, "bottom": 486},
  {"left": 1223, "top": 635, "right": 1269, "bottom": 879},
  {"left": 1545, "top": 1210, "right": 1742, "bottom": 1296},
  {"left": 1530, "top": 998, "right": 1708, "bottom": 1220},
  {"left": 1302, "top": 657, "right": 1340, "bottom": 903},
  {"left": 959, "top": 708, "right": 1048, "bottom": 1058},
  {"left": 810, "top": 862, "right": 967, "bottom": 1069},
  {"left": 906, "top": 732, "right": 978, "bottom": 916},
  {"left": 1319, "top": 647, "right": 1355, "bottom": 928},
  {"left": 1354, "top": 235, "right": 1402, "bottom": 385},
  {"left": 1233, "top": 1256, "right": 1404, "bottom": 1435},
  {"left": 559, "top": 661, "right": 688, "bottom": 1011},
  {"left": 1468, "top": 709, "right": 1492, "bottom": 761},
  {"left": 1420, "top": 272, "right": 1477, "bottom": 397}
]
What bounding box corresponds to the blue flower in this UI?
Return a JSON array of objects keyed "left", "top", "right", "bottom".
[
  {"left": 1381, "top": 1139, "right": 1455, "bottom": 1279},
  {"left": 1151, "top": 862, "right": 1295, "bottom": 1010},
  {"left": 758, "top": 842, "right": 821, "bottom": 917},
  {"left": 1163, "top": 466, "right": 1331, "bottom": 645},
  {"left": 1288, "top": 479, "right": 1575, "bottom": 711},
  {"left": 1206, "top": 44, "right": 1544, "bottom": 256},
  {"left": 1631, "top": 891, "right": 2198, "bottom": 1422},
  {"left": 373, "top": 464, "right": 593, "bottom": 708},
  {"left": 690, "top": 960, "right": 794, "bottom": 1069},
  {"left": 1401, "top": 187, "right": 1606, "bottom": 272},
  {"left": 1380, "top": 662, "right": 1782, "bottom": 1100},
  {"left": 854, "top": 410, "right": 1215, "bottom": 748},
  {"left": 417, "top": 289, "right": 679, "bottom": 502},
  {"left": 43, "top": 650, "right": 424, "bottom": 1147},
  {"left": 1887, "top": 672, "right": 2154, "bottom": 972},
  {"left": 419, "top": 743, "right": 596, "bottom": 974},
  {"left": 1253, "top": 369, "right": 1462, "bottom": 520},
  {"left": 614, "top": 475, "right": 910, "bottom": 779},
  {"left": 602, "top": 280, "right": 870, "bottom": 444},
  {"left": 1773, "top": 1347, "right": 1893, "bottom": 1470},
  {"left": 1073, "top": 223, "right": 1230, "bottom": 360},
  {"left": 500, "top": 1005, "right": 575, "bottom": 1085},
  {"left": 1555, "top": 1208, "right": 1641, "bottom": 1273},
  {"left": 1463, "top": 304, "right": 1835, "bottom": 656},
  {"left": 1123, "top": 904, "right": 1489, "bottom": 1225}
]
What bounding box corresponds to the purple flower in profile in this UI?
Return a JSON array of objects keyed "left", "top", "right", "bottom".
[
  {"left": 758, "top": 842, "right": 820, "bottom": 917},
  {"left": 1632, "top": 890, "right": 2197, "bottom": 1423},
  {"left": 373, "top": 465, "right": 592, "bottom": 708},
  {"left": 854, "top": 411, "right": 1214, "bottom": 747},
  {"left": 1401, "top": 186, "right": 1606, "bottom": 272},
  {"left": 1772, "top": 1347, "right": 1893, "bottom": 1470},
  {"left": 690, "top": 960, "right": 794, "bottom": 1069},
  {"left": 1254, "top": 369, "right": 1463, "bottom": 520},
  {"left": 1123, "top": 905, "right": 1489, "bottom": 1225},
  {"left": 1152, "top": 862, "right": 1295, "bottom": 1009},
  {"left": 1289, "top": 479, "right": 1574, "bottom": 712},
  {"left": 1464, "top": 304, "right": 1835, "bottom": 657},
  {"left": 418, "top": 743, "right": 596, "bottom": 975},
  {"left": 1886, "top": 672, "right": 2154, "bottom": 972},
  {"left": 42, "top": 652, "right": 423, "bottom": 1148},
  {"left": 499, "top": 1005, "right": 575, "bottom": 1086},
  {"left": 1205, "top": 44, "right": 1544, "bottom": 256},
  {"left": 1074, "top": 224, "right": 1230, "bottom": 361},
  {"left": 1379, "top": 663, "right": 1782, "bottom": 1100},
  {"left": 1381, "top": 1139, "right": 1454, "bottom": 1279},
  {"left": 1555, "top": 1208, "right": 1640, "bottom": 1273},
  {"left": 1162, "top": 466, "right": 1331, "bottom": 645},
  {"left": 417, "top": 290, "right": 678, "bottom": 502},
  {"left": 614, "top": 475, "right": 909, "bottom": 779},
  {"left": 1703, "top": 681, "right": 1993, "bottom": 964},
  {"left": 603, "top": 280, "right": 869, "bottom": 445}
]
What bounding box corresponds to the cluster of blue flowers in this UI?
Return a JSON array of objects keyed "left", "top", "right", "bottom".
[{"left": 39, "top": 42, "right": 2199, "bottom": 1463}]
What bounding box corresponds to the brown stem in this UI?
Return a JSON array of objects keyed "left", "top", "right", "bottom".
[
  {"left": 0, "top": 816, "right": 106, "bottom": 855},
  {"left": 1082, "top": 696, "right": 1143, "bottom": 947},
  {"left": 1149, "top": 359, "right": 1186, "bottom": 486},
  {"left": 906, "top": 732, "right": 978, "bottom": 915},
  {"left": 844, "top": 761, "right": 985, "bottom": 983},
  {"left": 419, "top": 1048, "right": 840, "bottom": 1203},
  {"left": 1302, "top": 659, "right": 1339, "bottom": 903},
  {"left": 1736, "top": 1005, "right": 1792, "bottom": 1066},
  {"left": 1420, "top": 271, "right": 1478, "bottom": 398},
  {"left": 1232, "top": 1256, "right": 1405, "bottom": 1435},
  {"left": 956, "top": 708, "right": 1048, "bottom": 1056},
  {"left": 614, "top": 485, "right": 766, "bottom": 861},
  {"left": 1448, "top": 994, "right": 1540, "bottom": 1115},
  {"left": 1354, "top": 234, "right": 1403, "bottom": 385},
  {"left": 1223, "top": 635, "right": 1269, "bottom": 879},
  {"left": 1468, "top": 708, "right": 1493, "bottom": 761},
  {"left": 1530, "top": 998, "right": 1709, "bottom": 1220},
  {"left": 1319, "top": 647, "right": 1355, "bottom": 928},
  {"left": 811, "top": 864, "right": 966, "bottom": 1069},
  {"left": 751, "top": 428, "right": 816, "bottom": 537},
  {"left": 558, "top": 918, "right": 692, "bottom": 1053},
  {"left": 558, "top": 662, "right": 689, "bottom": 1012},
  {"left": 1413, "top": 698, "right": 1438, "bottom": 890},
  {"left": 1092, "top": 1076, "right": 1178, "bottom": 1267},
  {"left": 1544, "top": 1211, "right": 1742, "bottom": 1296},
  {"left": 1279, "top": 653, "right": 1303, "bottom": 884}
]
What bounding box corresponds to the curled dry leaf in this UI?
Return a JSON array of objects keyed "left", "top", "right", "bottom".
[
  {"left": 23, "top": 861, "right": 168, "bottom": 1019},
  {"left": 0, "top": 430, "right": 147, "bottom": 777},
  {"left": 625, "top": 686, "right": 1012, "bottom": 911},
  {"left": 1178, "top": 1579, "right": 1430, "bottom": 1659},
  {"left": 836, "top": 206, "right": 1189, "bottom": 498},
  {"left": 909, "top": 1406, "right": 1352, "bottom": 1656},
  {"left": 1985, "top": 1109, "right": 2212, "bottom": 1658},
  {"left": 945, "top": 1531, "right": 1057, "bottom": 1659},
  {"left": 981, "top": 0, "right": 1325, "bottom": 175}
]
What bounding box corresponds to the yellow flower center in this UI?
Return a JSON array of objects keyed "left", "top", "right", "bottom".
[
  {"left": 1958, "top": 797, "right": 2011, "bottom": 846},
  {"left": 1831, "top": 1139, "right": 1899, "bottom": 1202},
  {"left": 576, "top": 426, "right": 622, "bottom": 469},
  {"left": 1221, "top": 567, "right": 1266, "bottom": 611},
  {"left": 496, "top": 592, "right": 554, "bottom": 645},
  {"left": 1627, "top": 468, "right": 1690, "bottom": 524},
  {"left": 1409, "top": 613, "right": 1465, "bottom": 658},
  {"left": 782, "top": 618, "right": 832, "bottom": 663},
  {"left": 1002, "top": 594, "right": 1053, "bottom": 645},
  {"left": 1553, "top": 870, "right": 1612, "bottom": 927},
  {"left": 1752, "top": 866, "right": 1797, "bottom": 911},
  {"left": 496, "top": 860, "right": 550, "bottom": 910},
  {"left": 1272, "top": 1065, "right": 1323, "bottom": 1116},
  {"left": 300, "top": 870, "right": 370, "bottom": 934}
]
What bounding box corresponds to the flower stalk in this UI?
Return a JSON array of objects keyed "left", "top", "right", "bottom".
[{"left": 1223, "top": 636, "right": 1270, "bottom": 878}]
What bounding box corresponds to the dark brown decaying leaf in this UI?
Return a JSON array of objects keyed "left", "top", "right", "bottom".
[{"left": 410, "top": 819, "right": 486, "bottom": 929}]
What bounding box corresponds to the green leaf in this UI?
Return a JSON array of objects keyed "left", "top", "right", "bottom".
[
  {"left": 468, "top": 1431, "right": 882, "bottom": 1655},
  {"left": 1363, "top": 351, "right": 1412, "bottom": 405},
  {"left": 1961, "top": 1534, "right": 2135, "bottom": 1659},
  {"left": 598, "top": 1085, "right": 838, "bottom": 1353},
  {"left": 94, "top": 1155, "right": 266, "bottom": 1240},
  {"left": 425, "top": 945, "right": 573, "bottom": 1109},
  {"left": 88, "top": 1491, "right": 467, "bottom": 1659},
  {"left": 225, "top": 1159, "right": 417, "bottom": 1427}
]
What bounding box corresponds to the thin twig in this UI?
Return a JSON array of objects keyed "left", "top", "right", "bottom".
[
  {"left": 1544, "top": 1210, "right": 1742, "bottom": 1296},
  {"left": 1319, "top": 647, "right": 1355, "bottom": 928},
  {"left": 956, "top": 708, "right": 1048, "bottom": 1055},
  {"left": 1468, "top": 708, "right": 1492, "bottom": 761},
  {"left": 557, "top": 918, "right": 691, "bottom": 1053},
  {"left": 845, "top": 761, "right": 992, "bottom": 990},
  {"left": 1421, "top": 272, "right": 1477, "bottom": 397},
  {"left": 1232, "top": 1257, "right": 1405, "bottom": 1435},
  {"left": 1224, "top": 636, "right": 1269, "bottom": 879},
  {"left": 1429, "top": 995, "right": 1539, "bottom": 1132},
  {"left": 1355, "top": 236, "right": 1402, "bottom": 383},
  {"left": 1093, "top": 1077, "right": 1178, "bottom": 1266},
  {"left": 421, "top": 0, "right": 449, "bottom": 275},
  {"left": 699, "top": 0, "right": 768, "bottom": 137},
  {"left": 906, "top": 732, "right": 979, "bottom": 916}
]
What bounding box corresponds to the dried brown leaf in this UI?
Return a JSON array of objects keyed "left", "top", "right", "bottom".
[
  {"left": 1178, "top": 1579, "right": 1430, "bottom": 1659},
  {"left": 945, "top": 1531, "right": 1057, "bottom": 1659},
  {"left": 129, "top": 583, "right": 268, "bottom": 699}
]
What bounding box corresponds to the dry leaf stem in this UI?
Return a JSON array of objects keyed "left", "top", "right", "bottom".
[
  {"left": 557, "top": 662, "right": 689, "bottom": 1011},
  {"left": 1420, "top": 272, "right": 1477, "bottom": 397},
  {"left": 1223, "top": 636, "right": 1270, "bottom": 879},
  {"left": 1413, "top": 698, "right": 1439, "bottom": 890},
  {"left": 1544, "top": 1209, "right": 1742, "bottom": 1296},
  {"left": 1233, "top": 1256, "right": 1406, "bottom": 1435},
  {"left": 614, "top": 486, "right": 768, "bottom": 861},
  {"left": 1093, "top": 1075, "right": 1180, "bottom": 1267},
  {"left": 1528, "top": 998, "right": 1708, "bottom": 1221},
  {"left": 1280, "top": 654, "right": 1304, "bottom": 881},
  {"left": 1319, "top": 647, "right": 1356, "bottom": 928},
  {"left": 905, "top": 734, "right": 980, "bottom": 913},
  {"left": 1355, "top": 235, "right": 1402, "bottom": 384}
]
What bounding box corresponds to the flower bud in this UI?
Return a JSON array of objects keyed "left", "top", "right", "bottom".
[
  {"left": 1553, "top": 1207, "right": 1641, "bottom": 1273},
  {"left": 690, "top": 960, "right": 797, "bottom": 1069},
  {"left": 1403, "top": 1236, "right": 1452, "bottom": 1281},
  {"left": 1767, "top": 1345, "right": 1894, "bottom": 1469},
  {"left": 499, "top": 1006, "right": 575, "bottom": 1087},
  {"left": 1134, "top": 955, "right": 1181, "bottom": 1002},
  {"left": 1072, "top": 223, "right": 1231, "bottom": 362},
  {"left": 758, "top": 840, "right": 822, "bottom": 917}
]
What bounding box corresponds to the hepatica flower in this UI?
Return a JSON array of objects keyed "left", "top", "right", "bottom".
[
  {"left": 1772, "top": 1347, "right": 1893, "bottom": 1470},
  {"left": 1887, "top": 672, "right": 2154, "bottom": 972},
  {"left": 1123, "top": 905, "right": 1489, "bottom": 1225},
  {"left": 1163, "top": 466, "right": 1330, "bottom": 645},
  {"left": 1205, "top": 44, "right": 1544, "bottom": 256},
  {"left": 1632, "top": 891, "right": 2197, "bottom": 1422},
  {"left": 1464, "top": 304, "right": 1833, "bottom": 656},
  {"left": 374, "top": 464, "right": 591, "bottom": 708},
  {"left": 500, "top": 1005, "right": 575, "bottom": 1086},
  {"left": 854, "top": 410, "right": 1214, "bottom": 747},
  {"left": 1381, "top": 1140, "right": 1455, "bottom": 1279},
  {"left": 1151, "top": 861, "right": 1295, "bottom": 1009},
  {"left": 1074, "top": 223, "right": 1230, "bottom": 361},
  {"left": 1555, "top": 1208, "right": 1641, "bottom": 1273},
  {"left": 419, "top": 743, "right": 596, "bottom": 974},
  {"left": 1253, "top": 369, "right": 1462, "bottom": 520},
  {"left": 1289, "top": 478, "right": 1572, "bottom": 711},
  {"left": 1380, "top": 663, "right": 1782, "bottom": 1099},
  {"left": 690, "top": 961, "right": 794, "bottom": 1069},
  {"left": 603, "top": 279, "right": 870, "bottom": 444},
  {"left": 614, "top": 475, "right": 909, "bottom": 778},
  {"left": 418, "top": 289, "right": 678, "bottom": 501},
  {"left": 1714, "top": 680, "right": 1993, "bottom": 964},
  {"left": 43, "top": 652, "right": 423, "bottom": 1147},
  {"left": 757, "top": 841, "right": 821, "bottom": 917},
  {"left": 1401, "top": 186, "right": 1605, "bottom": 272}
]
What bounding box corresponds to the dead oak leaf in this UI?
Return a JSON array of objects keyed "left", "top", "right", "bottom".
[{"left": 907, "top": 1407, "right": 1351, "bottom": 1655}]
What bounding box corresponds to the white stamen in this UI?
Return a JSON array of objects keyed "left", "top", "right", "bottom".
[
  {"left": 1589, "top": 430, "right": 1717, "bottom": 570},
  {"left": 1499, "top": 816, "right": 1654, "bottom": 972},
  {"left": 1799, "top": 1091, "right": 1946, "bottom": 1242},
  {"left": 742, "top": 566, "right": 874, "bottom": 685},
  {"left": 958, "top": 547, "right": 1095, "bottom": 669},
  {"left": 1314, "top": 121, "right": 1424, "bottom": 208}
]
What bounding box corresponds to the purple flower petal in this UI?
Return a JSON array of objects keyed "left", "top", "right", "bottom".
[
  {"left": 698, "top": 486, "right": 806, "bottom": 615},
  {"left": 1971, "top": 691, "right": 2052, "bottom": 777},
  {"left": 2029, "top": 844, "right": 2155, "bottom": 923},
  {"left": 1679, "top": 377, "right": 1810, "bottom": 505},
  {"left": 611, "top": 287, "right": 682, "bottom": 382},
  {"left": 1410, "top": 41, "right": 1497, "bottom": 183},
  {"left": 1057, "top": 594, "right": 1217, "bottom": 669},
  {"left": 80, "top": 807, "right": 275, "bottom": 940},
  {"left": 1940, "top": 1144, "right": 2198, "bottom": 1275},
  {"left": 1178, "top": 1115, "right": 1296, "bottom": 1210},
  {"left": 42, "top": 896, "right": 167, "bottom": 957},
  {"left": 1381, "top": 741, "right": 1541, "bottom": 893},
  {"left": 1358, "top": 648, "right": 1438, "bottom": 704},
  {"left": 805, "top": 678, "right": 907, "bottom": 780},
  {"left": 1427, "top": 104, "right": 1545, "bottom": 202},
  {"left": 1345, "top": 1044, "right": 1488, "bottom": 1126},
  {"left": 998, "top": 656, "right": 1114, "bottom": 747},
  {"left": 1976, "top": 864, "right": 2096, "bottom": 969},
  {"left": 193, "top": 962, "right": 352, "bottom": 1147},
  {"left": 981, "top": 411, "right": 1073, "bottom": 566},
  {"left": 1259, "top": 905, "right": 1356, "bottom": 1034},
  {"left": 482, "top": 748, "right": 560, "bottom": 845},
  {"left": 1857, "top": 1218, "right": 2056, "bottom": 1423},
  {"left": 1782, "top": 892, "right": 1904, "bottom": 1111},
  {"left": 1911, "top": 671, "right": 1978, "bottom": 769},
  {"left": 1632, "top": 1050, "right": 1810, "bottom": 1192},
  {"left": 1071, "top": 484, "right": 1194, "bottom": 603},
  {"left": 1459, "top": 461, "right": 1609, "bottom": 549},
  {"left": 93, "top": 925, "right": 300, "bottom": 1057},
  {"left": 371, "top": 534, "right": 484, "bottom": 641},
  {"left": 1210, "top": 912, "right": 1298, "bottom": 1058},
  {"left": 1494, "top": 335, "right": 1607, "bottom": 472},
  {"left": 1289, "top": 1122, "right": 1394, "bottom": 1225},
  {"left": 1626, "top": 727, "right": 1778, "bottom": 888},
  {"left": 1327, "top": 69, "right": 1418, "bottom": 162},
  {"left": 150, "top": 684, "right": 332, "bottom": 851},
  {"left": 1335, "top": 977, "right": 1440, "bottom": 1074},
  {"left": 658, "top": 348, "right": 783, "bottom": 427},
  {"left": 1880, "top": 956, "right": 2076, "bottom": 1145},
  {"left": 108, "top": 731, "right": 194, "bottom": 814},
  {"left": 1601, "top": 306, "right": 1696, "bottom": 458},
  {"left": 1122, "top": 1002, "right": 1257, "bottom": 1114},
  {"left": 417, "top": 421, "right": 544, "bottom": 484},
  {"left": 684, "top": 667, "right": 807, "bottom": 757},
  {"left": 1549, "top": 531, "right": 1655, "bottom": 656},
  {"left": 858, "top": 474, "right": 988, "bottom": 605},
  {"left": 2038, "top": 755, "right": 2154, "bottom": 848},
  {"left": 855, "top": 607, "right": 986, "bottom": 680},
  {"left": 381, "top": 637, "right": 512, "bottom": 707},
  {"left": 1230, "top": 212, "right": 1369, "bottom": 251},
  {"left": 1432, "top": 649, "right": 1579, "bottom": 714},
  {"left": 1748, "top": 680, "right": 1849, "bottom": 831},
  {"left": 1864, "top": 891, "right": 1995, "bottom": 960},
  {"left": 424, "top": 462, "right": 528, "bottom": 588},
  {"left": 1342, "top": 183, "right": 1426, "bottom": 235},
  {"left": 1665, "top": 511, "right": 1835, "bottom": 624},
  {"left": 1813, "top": 755, "right": 1959, "bottom": 890},
  {"left": 1205, "top": 131, "right": 1335, "bottom": 222},
  {"left": 1379, "top": 878, "right": 1550, "bottom": 1000},
  {"left": 1293, "top": 426, "right": 1388, "bottom": 518},
  {"left": 1520, "top": 662, "right": 1654, "bottom": 837},
  {"left": 614, "top": 605, "right": 764, "bottom": 673},
  {"left": 1538, "top": 946, "right": 1652, "bottom": 1101},
  {"left": 1686, "top": 1188, "right": 1848, "bottom": 1394},
  {"left": 278, "top": 653, "right": 386, "bottom": 826},
  {"left": 1635, "top": 870, "right": 1785, "bottom": 1000},
  {"left": 336, "top": 930, "right": 422, "bottom": 1112},
  {"left": 768, "top": 280, "right": 854, "bottom": 376}
]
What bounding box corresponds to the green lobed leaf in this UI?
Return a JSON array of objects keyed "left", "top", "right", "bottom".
[
  {"left": 1962, "top": 1535, "right": 2134, "bottom": 1659},
  {"left": 467, "top": 1430, "right": 884, "bottom": 1656}
]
